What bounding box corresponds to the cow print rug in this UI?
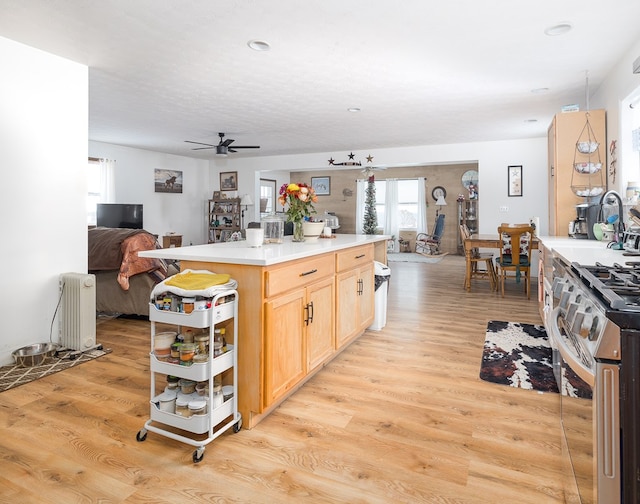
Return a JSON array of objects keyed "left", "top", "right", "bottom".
[{"left": 479, "top": 320, "right": 559, "bottom": 393}]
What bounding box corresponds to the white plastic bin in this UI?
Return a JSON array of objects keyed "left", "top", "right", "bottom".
[{"left": 368, "top": 261, "right": 391, "bottom": 331}]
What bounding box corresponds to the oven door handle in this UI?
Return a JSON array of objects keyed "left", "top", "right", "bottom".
[{"left": 548, "top": 307, "right": 595, "bottom": 387}]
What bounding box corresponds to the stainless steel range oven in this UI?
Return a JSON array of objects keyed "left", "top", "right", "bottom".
[{"left": 548, "top": 257, "right": 640, "bottom": 503}]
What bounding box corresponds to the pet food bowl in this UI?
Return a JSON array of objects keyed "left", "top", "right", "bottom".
[{"left": 12, "top": 343, "right": 59, "bottom": 367}]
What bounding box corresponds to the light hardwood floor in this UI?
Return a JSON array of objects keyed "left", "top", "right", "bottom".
[{"left": 0, "top": 255, "right": 565, "bottom": 503}]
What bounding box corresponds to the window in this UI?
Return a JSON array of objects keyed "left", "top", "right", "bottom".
[
  {"left": 87, "top": 157, "right": 115, "bottom": 225},
  {"left": 87, "top": 158, "right": 101, "bottom": 225},
  {"left": 374, "top": 179, "right": 419, "bottom": 230}
]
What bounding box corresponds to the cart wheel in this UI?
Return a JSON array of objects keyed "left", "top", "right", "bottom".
[
  {"left": 136, "top": 429, "right": 147, "bottom": 442},
  {"left": 233, "top": 415, "right": 243, "bottom": 433},
  {"left": 193, "top": 448, "right": 205, "bottom": 463}
]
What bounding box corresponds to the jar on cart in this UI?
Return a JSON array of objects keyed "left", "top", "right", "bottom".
[{"left": 194, "top": 334, "right": 209, "bottom": 355}]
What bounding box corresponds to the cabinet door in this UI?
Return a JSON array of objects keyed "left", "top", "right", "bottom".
[
  {"left": 358, "top": 263, "right": 375, "bottom": 330},
  {"left": 264, "top": 289, "right": 306, "bottom": 406},
  {"left": 335, "top": 269, "right": 359, "bottom": 348},
  {"left": 306, "top": 277, "right": 335, "bottom": 371}
]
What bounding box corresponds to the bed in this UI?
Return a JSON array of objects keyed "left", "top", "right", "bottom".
[{"left": 88, "top": 227, "right": 177, "bottom": 316}]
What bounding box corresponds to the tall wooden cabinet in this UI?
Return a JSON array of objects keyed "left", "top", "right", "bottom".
[{"left": 548, "top": 110, "right": 606, "bottom": 236}]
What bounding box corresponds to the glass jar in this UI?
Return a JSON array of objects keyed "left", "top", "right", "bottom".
[
  {"left": 182, "top": 297, "right": 195, "bottom": 314},
  {"left": 213, "top": 329, "right": 223, "bottom": 357},
  {"left": 194, "top": 334, "right": 209, "bottom": 355},
  {"left": 179, "top": 343, "right": 196, "bottom": 366},
  {"left": 261, "top": 213, "right": 284, "bottom": 244},
  {"left": 212, "top": 384, "right": 224, "bottom": 409},
  {"left": 175, "top": 397, "right": 191, "bottom": 417},
  {"left": 188, "top": 400, "right": 207, "bottom": 416},
  {"left": 178, "top": 378, "right": 196, "bottom": 394}
]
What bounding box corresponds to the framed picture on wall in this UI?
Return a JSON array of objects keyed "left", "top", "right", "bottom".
[
  {"left": 508, "top": 165, "right": 522, "bottom": 197},
  {"left": 220, "top": 171, "right": 238, "bottom": 191},
  {"left": 311, "top": 176, "right": 331, "bottom": 196},
  {"left": 154, "top": 169, "right": 183, "bottom": 193}
]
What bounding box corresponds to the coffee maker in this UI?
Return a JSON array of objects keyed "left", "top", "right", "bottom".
[{"left": 569, "top": 203, "right": 590, "bottom": 238}]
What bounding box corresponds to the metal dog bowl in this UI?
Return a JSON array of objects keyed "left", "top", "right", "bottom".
[{"left": 12, "top": 343, "right": 59, "bottom": 367}]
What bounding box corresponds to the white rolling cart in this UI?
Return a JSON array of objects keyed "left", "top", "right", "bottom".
[{"left": 136, "top": 288, "right": 241, "bottom": 463}]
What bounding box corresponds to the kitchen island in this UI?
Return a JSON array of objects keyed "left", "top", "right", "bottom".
[{"left": 141, "top": 234, "right": 389, "bottom": 429}]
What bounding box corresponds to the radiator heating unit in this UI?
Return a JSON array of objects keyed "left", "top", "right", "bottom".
[{"left": 59, "top": 273, "right": 96, "bottom": 351}]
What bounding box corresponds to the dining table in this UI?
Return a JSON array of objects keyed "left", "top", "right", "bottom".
[{"left": 463, "top": 233, "right": 539, "bottom": 291}]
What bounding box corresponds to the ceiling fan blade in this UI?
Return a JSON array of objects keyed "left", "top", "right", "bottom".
[
  {"left": 191, "top": 146, "right": 215, "bottom": 150},
  {"left": 230, "top": 145, "right": 260, "bottom": 149},
  {"left": 221, "top": 139, "right": 234, "bottom": 147},
  {"left": 228, "top": 148, "right": 238, "bottom": 153},
  {"left": 185, "top": 140, "right": 216, "bottom": 147}
]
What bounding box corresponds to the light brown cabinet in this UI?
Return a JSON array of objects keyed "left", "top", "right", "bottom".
[
  {"left": 547, "top": 110, "right": 606, "bottom": 236},
  {"left": 264, "top": 265, "right": 335, "bottom": 406},
  {"left": 336, "top": 245, "right": 375, "bottom": 348}
]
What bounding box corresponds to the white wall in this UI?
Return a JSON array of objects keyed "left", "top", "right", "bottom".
[
  {"left": 0, "top": 36, "right": 87, "bottom": 365},
  {"left": 214, "top": 137, "right": 550, "bottom": 237},
  {"left": 591, "top": 38, "right": 640, "bottom": 193},
  {"left": 89, "top": 142, "right": 211, "bottom": 245}
]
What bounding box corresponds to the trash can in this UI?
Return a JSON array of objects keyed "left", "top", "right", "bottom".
[{"left": 368, "top": 261, "right": 391, "bottom": 331}]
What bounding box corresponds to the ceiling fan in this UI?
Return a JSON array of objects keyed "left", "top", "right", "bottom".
[{"left": 185, "top": 132, "right": 260, "bottom": 156}]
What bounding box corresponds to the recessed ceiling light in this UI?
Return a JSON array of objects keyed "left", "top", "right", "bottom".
[
  {"left": 247, "top": 40, "right": 270, "bottom": 51},
  {"left": 531, "top": 87, "right": 550, "bottom": 94},
  {"left": 544, "top": 23, "right": 573, "bottom": 36},
  {"left": 524, "top": 119, "right": 538, "bottom": 123},
  {"left": 347, "top": 107, "right": 361, "bottom": 113}
]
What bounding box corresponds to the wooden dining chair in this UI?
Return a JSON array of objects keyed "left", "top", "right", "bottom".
[
  {"left": 460, "top": 224, "right": 497, "bottom": 290},
  {"left": 495, "top": 223, "right": 534, "bottom": 298}
]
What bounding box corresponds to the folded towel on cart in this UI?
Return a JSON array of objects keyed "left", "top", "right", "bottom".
[{"left": 151, "top": 269, "right": 237, "bottom": 299}]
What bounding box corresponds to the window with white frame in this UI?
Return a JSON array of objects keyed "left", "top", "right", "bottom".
[
  {"left": 374, "top": 179, "right": 420, "bottom": 230},
  {"left": 87, "top": 158, "right": 101, "bottom": 225}
]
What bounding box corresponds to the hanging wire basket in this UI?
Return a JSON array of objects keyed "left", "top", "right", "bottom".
[{"left": 571, "top": 112, "right": 604, "bottom": 197}]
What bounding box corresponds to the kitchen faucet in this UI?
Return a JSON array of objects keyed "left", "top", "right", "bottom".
[{"left": 599, "top": 190, "right": 625, "bottom": 245}]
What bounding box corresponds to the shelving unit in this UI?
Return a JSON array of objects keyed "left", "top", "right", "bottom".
[
  {"left": 136, "top": 290, "right": 241, "bottom": 463},
  {"left": 457, "top": 198, "right": 478, "bottom": 254},
  {"left": 208, "top": 198, "right": 241, "bottom": 243}
]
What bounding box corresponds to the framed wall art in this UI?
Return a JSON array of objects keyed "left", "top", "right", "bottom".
[
  {"left": 154, "top": 169, "right": 183, "bottom": 193},
  {"left": 311, "top": 176, "right": 331, "bottom": 196},
  {"left": 508, "top": 165, "right": 522, "bottom": 197},
  {"left": 220, "top": 171, "right": 238, "bottom": 191}
]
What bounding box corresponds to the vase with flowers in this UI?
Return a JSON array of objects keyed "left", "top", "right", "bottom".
[{"left": 278, "top": 182, "right": 318, "bottom": 242}]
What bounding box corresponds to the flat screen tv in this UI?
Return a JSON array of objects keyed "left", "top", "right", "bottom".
[{"left": 96, "top": 203, "right": 143, "bottom": 229}]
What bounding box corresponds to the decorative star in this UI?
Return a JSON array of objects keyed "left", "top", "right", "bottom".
[
  {"left": 328, "top": 157, "right": 335, "bottom": 165},
  {"left": 366, "top": 155, "right": 373, "bottom": 163},
  {"left": 348, "top": 152, "right": 355, "bottom": 160}
]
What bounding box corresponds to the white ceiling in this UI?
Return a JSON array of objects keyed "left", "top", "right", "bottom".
[{"left": 1, "top": 0, "right": 640, "bottom": 160}]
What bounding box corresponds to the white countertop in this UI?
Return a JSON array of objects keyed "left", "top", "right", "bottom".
[
  {"left": 140, "top": 234, "right": 390, "bottom": 267},
  {"left": 537, "top": 235, "right": 630, "bottom": 267}
]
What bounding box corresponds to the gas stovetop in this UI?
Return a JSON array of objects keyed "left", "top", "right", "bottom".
[{"left": 572, "top": 262, "right": 640, "bottom": 328}]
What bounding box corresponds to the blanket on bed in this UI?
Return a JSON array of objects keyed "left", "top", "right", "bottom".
[{"left": 89, "top": 227, "right": 167, "bottom": 291}]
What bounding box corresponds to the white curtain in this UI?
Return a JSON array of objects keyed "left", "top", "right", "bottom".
[
  {"left": 99, "top": 158, "right": 116, "bottom": 203},
  {"left": 355, "top": 179, "right": 366, "bottom": 234},
  {"left": 416, "top": 177, "right": 428, "bottom": 235},
  {"left": 385, "top": 179, "right": 399, "bottom": 253}
]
